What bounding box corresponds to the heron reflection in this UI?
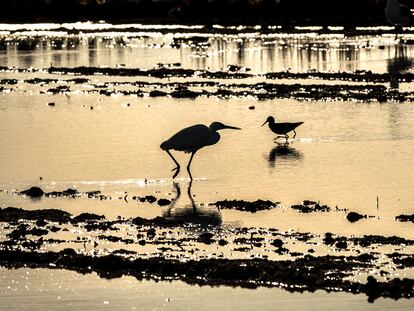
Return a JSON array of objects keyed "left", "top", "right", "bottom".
[
  {"left": 162, "top": 181, "right": 222, "bottom": 226},
  {"left": 268, "top": 142, "right": 303, "bottom": 168}
]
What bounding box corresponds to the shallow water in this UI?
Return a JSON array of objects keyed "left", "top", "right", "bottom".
[
  {"left": 1, "top": 23, "right": 414, "bottom": 308},
  {"left": 1, "top": 83, "right": 414, "bottom": 236},
  {"left": 2, "top": 267, "right": 414, "bottom": 311}
]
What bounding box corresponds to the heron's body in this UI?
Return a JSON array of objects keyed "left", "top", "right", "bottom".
[
  {"left": 160, "top": 124, "right": 220, "bottom": 153},
  {"left": 262, "top": 116, "right": 303, "bottom": 140},
  {"left": 385, "top": 0, "right": 412, "bottom": 26},
  {"left": 160, "top": 122, "right": 241, "bottom": 179}
]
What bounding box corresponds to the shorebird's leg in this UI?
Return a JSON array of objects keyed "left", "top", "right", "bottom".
[
  {"left": 293, "top": 130, "right": 297, "bottom": 138},
  {"left": 187, "top": 151, "right": 196, "bottom": 180},
  {"left": 166, "top": 150, "right": 180, "bottom": 179},
  {"left": 284, "top": 133, "right": 289, "bottom": 141}
]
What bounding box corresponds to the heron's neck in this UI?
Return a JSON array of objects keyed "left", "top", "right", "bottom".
[{"left": 209, "top": 130, "right": 220, "bottom": 145}]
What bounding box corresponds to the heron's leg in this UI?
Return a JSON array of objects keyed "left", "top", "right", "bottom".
[
  {"left": 187, "top": 151, "right": 196, "bottom": 180},
  {"left": 166, "top": 150, "right": 180, "bottom": 179},
  {"left": 293, "top": 129, "right": 297, "bottom": 138}
]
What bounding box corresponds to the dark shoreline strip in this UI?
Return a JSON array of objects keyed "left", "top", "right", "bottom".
[
  {"left": 1, "top": 66, "right": 414, "bottom": 83},
  {"left": 0, "top": 249, "right": 412, "bottom": 302}
]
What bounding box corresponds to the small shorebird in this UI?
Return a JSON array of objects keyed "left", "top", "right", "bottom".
[
  {"left": 160, "top": 122, "right": 241, "bottom": 180},
  {"left": 262, "top": 116, "right": 303, "bottom": 141}
]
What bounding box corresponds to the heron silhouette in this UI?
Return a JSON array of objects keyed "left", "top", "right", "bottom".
[
  {"left": 262, "top": 116, "right": 303, "bottom": 141},
  {"left": 160, "top": 122, "right": 241, "bottom": 180}
]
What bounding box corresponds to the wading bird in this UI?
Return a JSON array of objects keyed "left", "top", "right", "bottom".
[
  {"left": 385, "top": 0, "right": 413, "bottom": 35},
  {"left": 160, "top": 122, "right": 241, "bottom": 180},
  {"left": 262, "top": 116, "right": 303, "bottom": 141}
]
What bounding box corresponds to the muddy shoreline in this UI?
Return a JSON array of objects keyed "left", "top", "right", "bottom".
[
  {"left": 1, "top": 66, "right": 413, "bottom": 102},
  {"left": 1, "top": 248, "right": 413, "bottom": 303},
  {"left": 1, "top": 202, "right": 414, "bottom": 302},
  {"left": 2, "top": 66, "right": 413, "bottom": 83}
]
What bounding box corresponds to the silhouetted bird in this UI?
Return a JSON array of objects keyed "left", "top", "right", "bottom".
[
  {"left": 262, "top": 116, "right": 303, "bottom": 141},
  {"left": 160, "top": 122, "right": 241, "bottom": 180},
  {"left": 385, "top": 0, "right": 413, "bottom": 30}
]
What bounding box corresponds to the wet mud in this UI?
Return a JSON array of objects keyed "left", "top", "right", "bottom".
[
  {"left": 291, "top": 200, "right": 341, "bottom": 213},
  {"left": 265, "top": 70, "right": 414, "bottom": 83},
  {"left": 388, "top": 253, "right": 414, "bottom": 268},
  {"left": 210, "top": 199, "right": 280, "bottom": 213},
  {"left": 16, "top": 186, "right": 172, "bottom": 206},
  {"left": 1, "top": 66, "right": 414, "bottom": 102},
  {"left": 18, "top": 186, "right": 111, "bottom": 200},
  {"left": 1, "top": 205, "right": 414, "bottom": 302},
  {"left": 396, "top": 214, "right": 414, "bottom": 223},
  {"left": 0, "top": 245, "right": 413, "bottom": 302},
  {"left": 1, "top": 66, "right": 413, "bottom": 84}
]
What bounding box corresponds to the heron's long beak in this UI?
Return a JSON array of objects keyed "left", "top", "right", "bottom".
[
  {"left": 261, "top": 120, "right": 268, "bottom": 127},
  {"left": 223, "top": 124, "right": 241, "bottom": 130}
]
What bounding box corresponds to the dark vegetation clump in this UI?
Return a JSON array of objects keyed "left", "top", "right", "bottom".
[
  {"left": 19, "top": 187, "right": 44, "bottom": 198},
  {"left": 0, "top": 248, "right": 412, "bottom": 302},
  {"left": 0, "top": 207, "right": 71, "bottom": 223},
  {"left": 395, "top": 214, "right": 414, "bottom": 223},
  {"left": 210, "top": 199, "right": 279, "bottom": 213},
  {"left": 291, "top": 200, "right": 331, "bottom": 213}
]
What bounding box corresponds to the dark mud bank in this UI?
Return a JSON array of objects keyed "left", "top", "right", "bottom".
[
  {"left": 2, "top": 66, "right": 413, "bottom": 83},
  {"left": 2, "top": 66, "right": 413, "bottom": 102},
  {"left": 0, "top": 249, "right": 413, "bottom": 302},
  {"left": 1, "top": 206, "right": 414, "bottom": 301}
]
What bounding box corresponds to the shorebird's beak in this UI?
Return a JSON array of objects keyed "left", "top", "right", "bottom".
[
  {"left": 223, "top": 124, "right": 241, "bottom": 130},
  {"left": 261, "top": 120, "right": 268, "bottom": 127}
]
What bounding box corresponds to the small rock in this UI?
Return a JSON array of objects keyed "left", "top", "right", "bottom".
[
  {"left": 271, "top": 239, "right": 284, "bottom": 248},
  {"left": 346, "top": 212, "right": 364, "bottom": 223},
  {"left": 218, "top": 239, "right": 228, "bottom": 246},
  {"left": 335, "top": 241, "right": 348, "bottom": 249},
  {"left": 20, "top": 187, "right": 44, "bottom": 198},
  {"left": 198, "top": 232, "right": 214, "bottom": 244},
  {"left": 157, "top": 199, "right": 171, "bottom": 206},
  {"left": 147, "top": 228, "right": 156, "bottom": 238}
]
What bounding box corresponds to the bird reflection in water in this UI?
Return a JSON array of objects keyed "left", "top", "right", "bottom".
[
  {"left": 268, "top": 142, "right": 303, "bottom": 168},
  {"left": 162, "top": 181, "right": 222, "bottom": 227},
  {"left": 387, "top": 45, "right": 413, "bottom": 89}
]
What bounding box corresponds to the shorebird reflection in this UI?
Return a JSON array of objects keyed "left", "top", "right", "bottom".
[
  {"left": 268, "top": 142, "right": 303, "bottom": 168},
  {"left": 162, "top": 181, "right": 222, "bottom": 226},
  {"left": 387, "top": 45, "right": 413, "bottom": 89}
]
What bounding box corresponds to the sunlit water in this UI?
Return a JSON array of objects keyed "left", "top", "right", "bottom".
[
  {"left": 1, "top": 23, "right": 414, "bottom": 309},
  {"left": 3, "top": 267, "right": 414, "bottom": 311}
]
